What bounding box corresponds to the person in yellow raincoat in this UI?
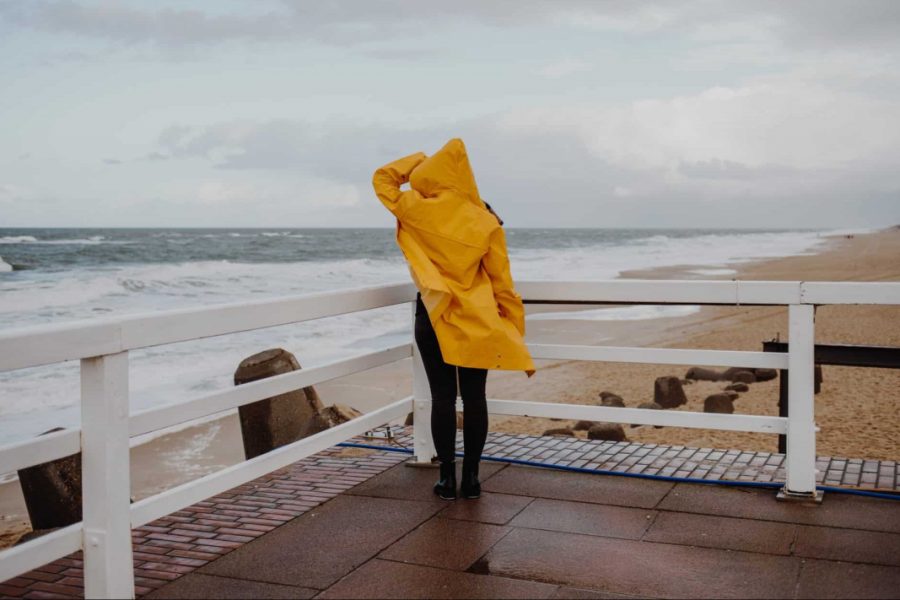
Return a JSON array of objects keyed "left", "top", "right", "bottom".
[{"left": 373, "top": 138, "right": 534, "bottom": 500}]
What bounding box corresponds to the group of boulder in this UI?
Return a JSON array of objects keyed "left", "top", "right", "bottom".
[{"left": 541, "top": 364, "right": 792, "bottom": 443}]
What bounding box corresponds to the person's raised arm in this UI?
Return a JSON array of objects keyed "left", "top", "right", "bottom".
[
  {"left": 372, "top": 152, "right": 427, "bottom": 216},
  {"left": 482, "top": 226, "right": 525, "bottom": 337}
]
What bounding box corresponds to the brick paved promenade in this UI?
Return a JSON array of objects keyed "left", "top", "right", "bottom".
[{"left": 2, "top": 427, "right": 898, "bottom": 598}]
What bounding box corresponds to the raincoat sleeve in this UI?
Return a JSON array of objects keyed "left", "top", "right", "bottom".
[
  {"left": 372, "top": 152, "right": 427, "bottom": 217},
  {"left": 482, "top": 227, "right": 526, "bottom": 337}
]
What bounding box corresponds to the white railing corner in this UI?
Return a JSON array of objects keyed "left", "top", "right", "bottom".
[{"left": 80, "top": 352, "right": 135, "bottom": 599}]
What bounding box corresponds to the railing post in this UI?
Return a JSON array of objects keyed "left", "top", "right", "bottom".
[
  {"left": 410, "top": 301, "right": 436, "bottom": 465},
  {"left": 779, "top": 305, "right": 822, "bottom": 503},
  {"left": 81, "top": 351, "right": 135, "bottom": 598}
]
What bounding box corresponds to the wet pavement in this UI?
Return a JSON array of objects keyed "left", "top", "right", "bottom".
[
  {"left": 146, "top": 459, "right": 900, "bottom": 599},
  {"left": 3, "top": 430, "right": 899, "bottom": 599}
]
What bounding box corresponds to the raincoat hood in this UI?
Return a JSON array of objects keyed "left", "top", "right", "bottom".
[
  {"left": 409, "top": 138, "right": 483, "bottom": 208},
  {"left": 373, "top": 138, "right": 535, "bottom": 376}
]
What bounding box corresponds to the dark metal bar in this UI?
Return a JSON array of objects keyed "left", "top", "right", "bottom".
[
  {"left": 762, "top": 342, "right": 900, "bottom": 369},
  {"left": 778, "top": 369, "right": 789, "bottom": 454},
  {"left": 763, "top": 341, "right": 900, "bottom": 453}
]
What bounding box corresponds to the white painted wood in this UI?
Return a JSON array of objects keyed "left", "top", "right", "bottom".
[
  {"left": 528, "top": 344, "right": 789, "bottom": 370},
  {"left": 119, "top": 282, "right": 415, "bottom": 350},
  {"left": 484, "top": 399, "right": 787, "bottom": 434},
  {"left": 0, "top": 282, "right": 415, "bottom": 372},
  {"left": 784, "top": 305, "right": 818, "bottom": 495},
  {"left": 0, "top": 320, "right": 122, "bottom": 372},
  {"left": 0, "top": 428, "right": 80, "bottom": 476},
  {"left": 5, "top": 280, "right": 899, "bottom": 373},
  {"left": 0, "top": 523, "right": 82, "bottom": 584},
  {"left": 801, "top": 282, "right": 900, "bottom": 305},
  {"left": 410, "top": 302, "right": 436, "bottom": 464},
  {"left": 516, "top": 280, "right": 803, "bottom": 305},
  {"left": 130, "top": 396, "right": 412, "bottom": 527},
  {"left": 80, "top": 352, "right": 135, "bottom": 599},
  {"left": 129, "top": 343, "right": 412, "bottom": 437}
]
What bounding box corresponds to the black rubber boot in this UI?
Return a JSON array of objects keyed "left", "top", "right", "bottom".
[
  {"left": 460, "top": 458, "right": 481, "bottom": 499},
  {"left": 433, "top": 461, "right": 457, "bottom": 500}
]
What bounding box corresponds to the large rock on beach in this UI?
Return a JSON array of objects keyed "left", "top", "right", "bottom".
[
  {"left": 234, "top": 348, "right": 324, "bottom": 459},
  {"left": 723, "top": 367, "right": 746, "bottom": 380},
  {"left": 730, "top": 370, "right": 757, "bottom": 384},
  {"left": 316, "top": 404, "right": 362, "bottom": 428},
  {"left": 753, "top": 368, "right": 778, "bottom": 382},
  {"left": 704, "top": 393, "right": 735, "bottom": 414},
  {"left": 685, "top": 367, "right": 723, "bottom": 381},
  {"left": 573, "top": 420, "right": 596, "bottom": 431},
  {"left": 16, "top": 428, "right": 82, "bottom": 530},
  {"left": 653, "top": 376, "right": 687, "bottom": 408},
  {"left": 725, "top": 383, "right": 749, "bottom": 392},
  {"left": 631, "top": 402, "right": 664, "bottom": 429},
  {"left": 587, "top": 423, "right": 628, "bottom": 442},
  {"left": 543, "top": 427, "right": 575, "bottom": 437},
  {"left": 599, "top": 394, "right": 625, "bottom": 408}
]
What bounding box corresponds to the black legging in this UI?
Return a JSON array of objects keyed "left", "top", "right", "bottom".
[{"left": 414, "top": 293, "right": 488, "bottom": 464}]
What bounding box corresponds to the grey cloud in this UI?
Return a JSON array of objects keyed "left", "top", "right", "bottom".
[
  {"left": 152, "top": 115, "right": 900, "bottom": 228},
  {"left": 103, "top": 158, "right": 122, "bottom": 165},
  {"left": 0, "top": 0, "right": 293, "bottom": 46},
  {"left": 678, "top": 159, "right": 798, "bottom": 181},
  {"left": 3, "top": 0, "right": 898, "bottom": 51},
  {"left": 758, "top": 0, "right": 900, "bottom": 48}
]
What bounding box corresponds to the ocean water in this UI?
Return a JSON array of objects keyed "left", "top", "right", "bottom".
[{"left": 0, "top": 227, "right": 859, "bottom": 448}]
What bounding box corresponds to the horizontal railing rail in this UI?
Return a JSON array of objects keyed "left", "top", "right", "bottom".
[
  {"left": 0, "top": 282, "right": 416, "bottom": 373},
  {"left": 1, "top": 278, "right": 898, "bottom": 598},
  {"left": 515, "top": 280, "right": 900, "bottom": 305}
]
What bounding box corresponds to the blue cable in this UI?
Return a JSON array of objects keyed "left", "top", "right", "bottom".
[{"left": 336, "top": 441, "right": 900, "bottom": 502}]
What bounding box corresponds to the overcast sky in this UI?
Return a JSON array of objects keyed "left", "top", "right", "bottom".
[{"left": 1, "top": 0, "right": 899, "bottom": 228}]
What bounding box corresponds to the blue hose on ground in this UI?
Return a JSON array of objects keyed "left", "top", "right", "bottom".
[{"left": 335, "top": 441, "right": 900, "bottom": 502}]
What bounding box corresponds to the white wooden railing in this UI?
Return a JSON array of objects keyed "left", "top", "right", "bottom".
[{"left": 0, "top": 279, "right": 898, "bottom": 598}]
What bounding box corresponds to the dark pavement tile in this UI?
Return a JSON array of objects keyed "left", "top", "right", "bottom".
[
  {"left": 658, "top": 483, "right": 900, "bottom": 533},
  {"left": 379, "top": 517, "right": 511, "bottom": 571},
  {"left": 439, "top": 492, "right": 534, "bottom": 525},
  {"left": 346, "top": 461, "right": 506, "bottom": 502},
  {"left": 145, "top": 573, "right": 315, "bottom": 599},
  {"left": 317, "top": 558, "right": 558, "bottom": 599},
  {"left": 200, "top": 494, "right": 441, "bottom": 589},
  {"left": 510, "top": 498, "right": 655, "bottom": 540},
  {"left": 643, "top": 511, "right": 796, "bottom": 555},
  {"left": 482, "top": 466, "right": 673, "bottom": 509},
  {"left": 794, "top": 526, "right": 900, "bottom": 567},
  {"left": 796, "top": 559, "right": 900, "bottom": 599},
  {"left": 477, "top": 527, "right": 800, "bottom": 599}
]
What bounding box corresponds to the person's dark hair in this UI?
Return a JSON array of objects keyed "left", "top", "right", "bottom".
[{"left": 482, "top": 201, "right": 503, "bottom": 226}]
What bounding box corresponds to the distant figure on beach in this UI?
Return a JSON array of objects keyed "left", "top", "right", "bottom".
[{"left": 373, "top": 138, "right": 535, "bottom": 501}]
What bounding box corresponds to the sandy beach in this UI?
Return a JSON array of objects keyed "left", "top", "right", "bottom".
[
  {"left": 489, "top": 227, "right": 900, "bottom": 459},
  {"left": 1, "top": 226, "right": 898, "bottom": 547}
]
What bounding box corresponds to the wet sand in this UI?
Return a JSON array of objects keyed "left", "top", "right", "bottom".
[{"left": 2, "top": 226, "right": 898, "bottom": 546}]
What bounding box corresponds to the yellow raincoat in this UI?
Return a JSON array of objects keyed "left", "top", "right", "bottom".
[{"left": 373, "top": 138, "right": 535, "bottom": 376}]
